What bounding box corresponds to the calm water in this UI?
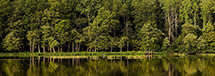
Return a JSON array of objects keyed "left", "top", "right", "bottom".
[{"left": 0, "top": 56, "right": 214, "bottom": 76}]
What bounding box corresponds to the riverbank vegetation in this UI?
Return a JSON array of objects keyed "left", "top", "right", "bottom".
[
  {"left": 0, "top": 51, "right": 162, "bottom": 57},
  {"left": 1, "top": 0, "right": 215, "bottom": 53}
]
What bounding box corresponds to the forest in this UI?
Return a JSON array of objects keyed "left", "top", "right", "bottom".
[{"left": 0, "top": 0, "right": 215, "bottom": 53}]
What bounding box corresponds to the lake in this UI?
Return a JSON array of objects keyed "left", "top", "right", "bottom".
[{"left": 0, "top": 56, "right": 214, "bottom": 76}]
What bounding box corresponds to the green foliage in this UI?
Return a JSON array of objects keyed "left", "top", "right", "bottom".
[
  {"left": 174, "top": 24, "right": 201, "bottom": 52},
  {"left": 202, "top": 22, "right": 214, "bottom": 33},
  {"left": 1, "top": 0, "right": 215, "bottom": 53},
  {"left": 76, "top": 0, "right": 102, "bottom": 23},
  {"left": 41, "top": 25, "right": 53, "bottom": 50},
  {"left": 201, "top": 32, "right": 215, "bottom": 51},
  {"left": 200, "top": 0, "right": 215, "bottom": 25},
  {"left": 117, "top": 36, "right": 128, "bottom": 52},
  {"left": 137, "top": 23, "right": 164, "bottom": 51},
  {"left": 132, "top": 0, "right": 157, "bottom": 29},
  {"left": 26, "top": 30, "right": 40, "bottom": 44},
  {"left": 49, "top": 37, "right": 59, "bottom": 52},
  {"left": 200, "top": 22, "right": 215, "bottom": 51},
  {"left": 26, "top": 30, "right": 41, "bottom": 52},
  {"left": 181, "top": 23, "right": 200, "bottom": 36},
  {"left": 180, "top": 0, "right": 193, "bottom": 24},
  {"left": 54, "top": 20, "right": 70, "bottom": 45},
  {"left": 3, "top": 30, "right": 24, "bottom": 51},
  {"left": 83, "top": 5, "right": 119, "bottom": 51},
  {"left": 183, "top": 33, "right": 198, "bottom": 52},
  {"left": 161, "top": 37, "right": 170, "bottom": 51},
  {"left": 109, "top": 37, "right": 118, "bottom": 50}
]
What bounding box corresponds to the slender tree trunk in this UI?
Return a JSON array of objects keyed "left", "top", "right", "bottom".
[
  {"left": 89, "top": 48, "right": 90, "bottom": 52},
  {"left": 68, "top": 42, "right": 70, "bottom": 52},
  {"left": 53, "top": 47, "right": 56, "bottom": 53},
  {"left": 87, "top": 13, "right": 90, "bottom": 26},
  {"left": 30, "top": 42, "right": 32, "bottom": 53},
  {"left": 43, "top": 46, "right": 45, "bottom": 53},
  {"left": 72, "top": 42, "right": 74, "bottom": 52},
  {"left": 194, "top": 9, "right": 197, "bottom": 26},
  {"left": 38, "top": 44, "right": 40, "bottom": 53},
  {"left": 76, "top": 43, "right": 78, "bottom": 51},
  {"left": 175, "top": 9, "right": 178, "bottom": 37},
  {"left": 171, "top": 10, "right": 175, "bottom": 40},
  {"left": 167, "top": 13, "right": 172, "bottom": 42},
  {"left": 127, "top": 42, "right": 129, "bottom": 52},
  {"left": 58, "top": 46, "right": 60, "bottom": 52},
  {"left": 120, "top": 48, "right": 122, "bottom": 52},
  {"left": 49, "top": 46, "right": 52, "bottom": 52},
  {"left": 89, "top": 48, "right": 91, "bottom": 52},
  {"left": 61, "top": 45, "right": 63, "bottom": 52},
  {"left": 32, "top": 42, "right": 35, "bottom": 53},
  {"left": 111, "top": 46, "right": 113, "bottom": 52},
  {"left": 48, "top": 46, "right": 50, "bottom": 52},
  {"left": 125, "top": 16, "right": 129, "bottom": 52},
  {"left": 78, "top": 43, "right": 80, "bottom": 52}
]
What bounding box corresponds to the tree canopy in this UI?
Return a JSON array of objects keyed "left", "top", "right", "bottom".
[{"left": 0, "top": 0, "right": 215, "bottom": 53}]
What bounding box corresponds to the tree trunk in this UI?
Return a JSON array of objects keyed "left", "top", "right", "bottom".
[
  {"left": 43, "top": 46, "right": 45, "bottom": 53},
  {"left": 127, "top": 42, "right": 129, "bottom": 52},
  {"left": 38, "top": 44, "right": 40, "bottom": 53},
  {"left": 111, "top": 46, "right": 113, "bottom": 52},
  {"left": 175, "top": 9, "right": 178, "bottom": 37},
  {"left": 61, "top": 45, "right": 63, "bottom": 52},
  {"left": 76, "top": 43, "right": 78, "bottom": 52},
  {"left": 194, "top": 9, "right": 197, "bottom": 26},
  {"left": 57, "top": 46, "right": 60, "bottom": 52},
  {"left": 88, "top": 48, "right": 90, "bottom": 52},
  {"left": 30, "top": 42, "right": 32, "bottom": 53},
  {"left": 50, "top": 46, "right": 52, "bottom": 52},
  {"left": 72, "top": 42, "right": 74, "bottom": 52},
  {"left": 167, "top": 13, "right": 172, "bottom": 42},
  {"left": 120, "top": 48, "right": 122, "bottom": 52},
  {"left": 68, "top": 42, "right": 70, "bottom": 52},
  {"left": 48, "top": 46, "right": 50, "bottom": 52},
  {"left": 171, "top": 10, "right": 175, "bottom": 40},
  {"left": 49, "top": 46, "right": 50, "bottom": 52},
  {"left": 78, "top": 43, "right": 80, "bottom": 52},
  {"left": 125, "top": 16, "right": 129, "bottom": 52},
  {"left": 32, "top": 42, "right": 35, "bottom": 53},
  {"left": 53, "top": 47, "right": 56, "bottom": 53}
]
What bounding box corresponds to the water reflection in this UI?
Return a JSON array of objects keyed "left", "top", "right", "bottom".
[{"left": 0, "top": 56, "right": 215, "bottom": 76}]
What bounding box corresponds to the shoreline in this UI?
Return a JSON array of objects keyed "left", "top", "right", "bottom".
[
  {"left": 0, "top": 52, "right": 215, "bottom": 58},
  {"left": 0, "top": 51, "right": 164, "bottom": 57}
]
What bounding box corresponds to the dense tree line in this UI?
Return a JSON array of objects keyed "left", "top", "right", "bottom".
[{"left": 0, "top": 0, "right": 215, "bottom": 53}]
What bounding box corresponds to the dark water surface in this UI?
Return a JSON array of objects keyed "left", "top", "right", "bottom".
[{"left": 0, "top": 56, "right": 214, "bottom": 76}]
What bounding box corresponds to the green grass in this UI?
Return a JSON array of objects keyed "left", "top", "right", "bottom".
[
  {"left": 1, "top": 51, "right": 215, "bottom": 59},
  {"left": 0, "top": 51, "right": 166, "bottom": 57}
]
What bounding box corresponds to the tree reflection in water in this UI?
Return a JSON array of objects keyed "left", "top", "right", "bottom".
[{"left": 0, "top": 56, "right": 215, "bottom": 76}]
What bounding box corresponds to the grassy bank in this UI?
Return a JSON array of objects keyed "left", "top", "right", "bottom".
[
  {"left": 1, "top": 52, "right": 215, "bottom": 59},
  {"left": 0, "top": 51, "right": 166, "bottom": 57}
]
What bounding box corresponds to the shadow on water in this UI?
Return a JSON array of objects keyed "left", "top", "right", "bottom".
[{"left": 0, "top": 55, "right": 215, "bottom": 76}]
